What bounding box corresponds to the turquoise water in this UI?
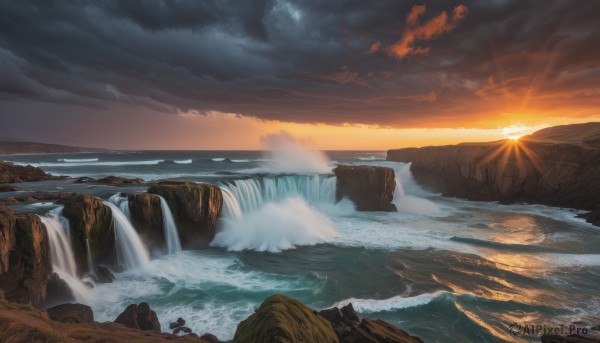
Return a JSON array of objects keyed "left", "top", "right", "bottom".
[{"left": 3, "top": 151, "right": 600, "bottom": 342}]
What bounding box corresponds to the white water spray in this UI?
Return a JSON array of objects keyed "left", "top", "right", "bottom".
[
  {"left": 259, "top": 131, "right": 331, "bottom": 174},
  {"left": 215, "top": 175, "right": 339, "bottom": 252},
  {"left": 389, "top": 163, "right": 440, "bottom": 215},
  {"left": 157, "top": 195, "right": 182, "bottom": 254},
  {"left": 103, "top": 201, "right": 150, "bottom": 270},
  {"left": 212, "top": 197, "right": 338, "bottom": 252}
]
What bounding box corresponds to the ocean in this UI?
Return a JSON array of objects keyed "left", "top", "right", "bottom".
[{"left": 3, "top": 150, "right": 600, "bottom": 342}]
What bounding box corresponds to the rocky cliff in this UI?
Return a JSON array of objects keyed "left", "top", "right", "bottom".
[
  {"left": 0, "top": 207, "right": 52, "bottom": 307},
  {"left": 334, "top": 165, "right": 397, "bottom": 211},
  {"left": 148, "top": 181, "right": 222, "bottom": 249},
  {"left": 62, "top": 194, "right": 115, "bottom": 274},
  {"left": 387, "top": 123, "right": 600, "bottom": 214},
  {"left": 127, "top": 193, "right": 165, "bottom": 256},
  {"left": 0, "top": 161, "right": 66, "bottom": 183}
]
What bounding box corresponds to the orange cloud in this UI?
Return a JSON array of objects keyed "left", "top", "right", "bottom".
[
  {"left": 406, "top": 5, "right": 426, "bottom": 27},
  {"left": 387, "top": 4, "right": 468, "bottom": 59},
  {"left": 367, "top": 41, "right": 382, "bottom": 54}
]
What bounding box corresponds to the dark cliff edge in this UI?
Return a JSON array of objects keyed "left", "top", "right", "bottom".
[
  {"left": 334, "top": 165, "right": 397, "bottom": 212},
  {"left": 0, "top": 207, "right": 51, "bottom": 308},
  {"left": 387, "top": 122, "right": 600, "bottom": 224},
  {"left": 148, "top": 181, "right": 223, "bottom": 249}
]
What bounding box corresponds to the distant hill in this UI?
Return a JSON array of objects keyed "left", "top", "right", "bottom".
[
  {"left": 521, "top": 122, "right": 600, "bottom": 147},
  {"left": 0, "top": 141, "right": 106, "bottom": 155}
]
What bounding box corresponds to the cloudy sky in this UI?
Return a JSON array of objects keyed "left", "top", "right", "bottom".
[{"left": 1, "top": 0, "right": 599, "bottom": 149}]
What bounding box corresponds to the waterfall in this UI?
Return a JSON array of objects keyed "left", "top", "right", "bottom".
[
  {"left": 157, "top": 195, "right": 182, "bottom": 254},
  {"left": 108, "top": 193, "right": 130, "bottom": 219},
  {"left": 377, "top": 162, "right": 440, "bottom": 215},
  {"left": 86, "top": 239, "right": 94, "bottom": 275},
  {"left": 221, "top": 188, "right": 243, "bottom": 221},
  {"left": 39, "top": 207, "right": 77, "bottom": 276},
  {"left": 39, "top": 206, "right": 92, "bottom": 302},
  {"left": 219, "top": 175, "right": 336, "bottom": 217},
  {"left": 213, "top": 174, "right": 339, "bottom": 252},
  {"left": 103, "top": 201, "right": 150, "bottom": 270}
]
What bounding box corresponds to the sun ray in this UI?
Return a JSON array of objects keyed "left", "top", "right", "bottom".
[{"left": 477, "top": 138, "right": 542, "bottom": 180}]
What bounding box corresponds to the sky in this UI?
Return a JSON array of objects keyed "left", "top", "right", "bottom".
[{"left": 0, "top": 0, "right": 599, "bottom": 150}]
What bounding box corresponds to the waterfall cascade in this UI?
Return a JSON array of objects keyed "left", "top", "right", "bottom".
[
  {"left": 86, "top": 239, "right": 94, "bottom": 275},
  {"left": 103, "top": 201, "right": 150, "bottom": 270},
  {"left": 39, "top": 207, "right": 77, "bottom": 276},
  {"left": 213, "top": 174, "right": 339, "bottom": 252},
  {"left": 109, "top": 193, "right": 130, "bottom": 219},
  {"left": 219, "top": 174, "right": 336, "bottom": 217},
  {"left": 157, "top": 195, "right": 182, "bottom": 254},
  {"left": 387, "top": 162, "right": 440, "bottom": 215},
  {"left": 39, "top": 206, "right": 92, "bottom": 302}
]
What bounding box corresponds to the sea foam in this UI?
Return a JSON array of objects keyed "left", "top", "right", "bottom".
[
  {"left": 330, "top": 291, "right": 451, "bottom": 313},
  {"left": 212, "top": 197, "right": 338, "bottom": 252}
]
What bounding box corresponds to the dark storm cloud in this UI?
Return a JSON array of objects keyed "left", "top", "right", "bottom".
[{"left": 0, "top": 0, "right": 598, "bottom": 127}]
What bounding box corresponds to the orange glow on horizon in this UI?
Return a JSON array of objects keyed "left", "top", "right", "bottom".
[
  {"left": 83, "top": 106, "right": 600, "bottom": 151},
  {"left": 134, "top": 110, "right": 600, "bottom": 151}
]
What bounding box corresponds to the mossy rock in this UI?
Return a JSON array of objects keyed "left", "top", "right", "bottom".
[
  {"left": 62, "top": 194, "right": 114, "bottom": 275},
  {"left": 233, "top": 294, "right": 339, "bottom": 343},
  {"left": 147, "top": 181, "right": 222, "bottom": 249}
]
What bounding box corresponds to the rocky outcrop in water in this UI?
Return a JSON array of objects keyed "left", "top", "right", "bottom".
[
  {"left": 62, "top": 194, "right": 115, "bottom": 275},
  {"left": 0, "top": 207, "right": 52, "bottom": 307},
  {"left": 352, "top": 319, "right": 424, "bottom": 343},
  {"left": 114, "top": 302, "right": 161, "bottom": 332},
  {"left": 0, "top": 161, "right": 66, "bottom": 183},
  {"left": 387, "top": 139, "right": 600, "bottom": 214},
  {"left": 319, "top": 303, "right": 423, "bottom": 343},
  {"left": 577, "top": 209, "right": 600, "bottom": 226},
  {"left": 0, "top": 191, "right": 71, "bottom": 206},
  {"left": 47, "top": 303, "right": 94, "bottom": 324},
  {"left": 319, "top": 303, "right": 361, "bottom": 341},
  {"left": 0, "top": 185, "right": 18, "bottom": 192},
  {"left": 127, "top": 193, "right": 165, "bottom": 255},
  {"left": 74, "top": 176, "right": 144, "bottom": 185},
  {"left": 148, "top": 181, "right": 222, "bottom": 249},
  {"left": 234, "top": 294, "right": 339, "bottom": 343},
  {"left": 334, "top": 165, "right": 397, "bottom": 211}
]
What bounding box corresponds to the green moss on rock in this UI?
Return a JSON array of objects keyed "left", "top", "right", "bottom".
[{"left": 233, "top": 294, "right": 339, "bottom": 343}]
